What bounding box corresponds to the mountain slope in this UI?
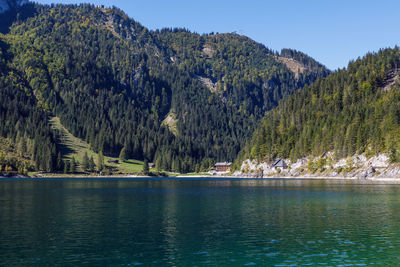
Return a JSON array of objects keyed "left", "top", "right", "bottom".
[
  {"left": 0, "top": 37, "right": 60, "bottom": 174},
  {"left": 235, "top": 47, "right": 400, "bottom": 170},
  {"left": 0, "top": 3, "right": 329, "bottom": 173}
]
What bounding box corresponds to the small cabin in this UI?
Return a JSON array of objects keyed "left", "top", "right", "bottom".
[
  {"left": 272, "top": 158, "right": 288, "bottom": 169},
  {"left": 108, "top": 159, "right": 119, "bottom": 164},
  {"left": 215, "top": 162, "right": 232, "bottom": 172},
  {"left": 148, "top": 163, "right": 155, "bottom": 168}
]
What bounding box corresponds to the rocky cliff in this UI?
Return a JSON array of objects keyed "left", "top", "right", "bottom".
[{"left": 233, "top": 153, "right": 400, "bottom": 179}]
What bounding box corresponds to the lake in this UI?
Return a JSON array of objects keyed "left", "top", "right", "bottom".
[{"left": 1, "top": 178, "right": 400, "bottom": 266}]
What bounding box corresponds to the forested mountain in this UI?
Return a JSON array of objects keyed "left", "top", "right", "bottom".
[
  {"left": 0, "top": 36, "right": 60, "bottom": 174},
  {"left": 0, "top": 2, "right": 329, "bottom": 173},
  {"left": 235, "top": 47, "right": 400, "bottom": 168}
]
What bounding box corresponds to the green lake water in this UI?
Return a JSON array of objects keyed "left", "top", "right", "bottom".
[{"left": 1, "top": 178, "right": 400, "bottom": 266}]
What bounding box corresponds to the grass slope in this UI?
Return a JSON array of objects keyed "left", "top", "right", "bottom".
[{"left": 49, "top": 117, "right": 143, "bottom": 174}]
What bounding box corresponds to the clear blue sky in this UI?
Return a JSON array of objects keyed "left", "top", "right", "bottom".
[{"left": 35, "top": 0, "right": 399, "bottom": 70}]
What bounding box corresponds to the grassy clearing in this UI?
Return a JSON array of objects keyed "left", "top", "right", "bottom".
[
  {"left": 49, "top": 117, "right": 94, "bottom": 160},
  {"left": 176, "top": 172, "right": 212, "bottom": 176},
  {"left": 161, "top": 111, "right": 178, "bottom": 136},
  {"left": 49, "top": 117, "right": 144, "bottom": 174},
  {"left": 105, "top": 158, "right": 144, "bottom": 173}
]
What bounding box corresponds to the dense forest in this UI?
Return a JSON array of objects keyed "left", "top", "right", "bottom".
[
  {"left": 0, "top": 36, "right": 60, "bottom": 174},
  {"left": 0, "top": 1, "right": 329, "bottom": 174},
  {"left": 235, "top": 47, "right": 400, "bottom": 169}
]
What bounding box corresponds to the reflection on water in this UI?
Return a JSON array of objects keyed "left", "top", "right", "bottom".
[{"left": 1, "top": 179, "right": 400, "bottom": 266}]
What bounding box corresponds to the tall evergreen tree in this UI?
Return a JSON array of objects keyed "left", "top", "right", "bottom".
[
  {"left": 119, "top": 147, "right": 127, "bottom": 162},
  {"left": 64, "top": 160, "right": 70, "bottom": 174},
  {"left": 82, "top": 152, "right": 89, "bottom": 171},
  {"left": 19, "top": 138, "right": 27, "bottom": 157},
  {"left": 70, "top": 157, "right": 76, "bottom": 173},
  {"left": 56, "top": 152, "right": 63, "bottom": 172},
  {"left": 89, "top": 156, "right": 95, "bottom": 172},
  {"left": 143, "top": 159, "right": 149, "bottom": 175},
  {"left": 97, "top": 151, "right": 104, "bottom": 172}
]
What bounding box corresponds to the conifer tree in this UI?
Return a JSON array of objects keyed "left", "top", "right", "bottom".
[
  {"left": 82, "top": 152, "right": 89, "bottom": 171},
  {"left": 64, "top": 160, "right": 70, "bottom": 174},
  {"left": 119, "top": 147, "right": 127, "bottom": 162},
  {"left": 97, "top": 151, "right": 104, "bottom": 172},
  {"left": 143, "top": 159, "right": 149, "bottom": 175},
  {"left": 89, "top": 156, "right": 95, "bottom": 172},
  {"left": 19, "top": 138, "right": 27, "bottom": 157},
  {"left": 70, "top": 157, "right": 76, "bottom": 173},
  {"left": 57, "top": 152, "right": 63, "bottom": 171}
]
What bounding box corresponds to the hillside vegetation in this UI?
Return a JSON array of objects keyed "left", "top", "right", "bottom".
[
  {"left": 0, "top": 2, "right": 328, "bottom": 173},
  {"left": 235, "top": 47, "right": 400, "bottom": 168},
  {"left": 49, "top": 117, "right": 143, "bottom": 174}
]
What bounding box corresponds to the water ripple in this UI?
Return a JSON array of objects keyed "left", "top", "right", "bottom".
[{"left": 1, "top": 179, "right": 400, "bottom": 265}]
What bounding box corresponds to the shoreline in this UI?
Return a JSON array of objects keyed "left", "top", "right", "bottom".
[{"left": 1, "top": 174, "right": 400, "bottom": 182}]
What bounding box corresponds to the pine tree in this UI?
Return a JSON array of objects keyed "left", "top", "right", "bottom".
[
  {"left": 70, "top": 157, "right": 76, "bottom": 173},
  {"left": 89, "top": 156, "right": 95, "bottom": 172},
  {"left": 143, "top": 159, "right": 149, "bottom": 175},
  {"left": 64, "top": 160, "right": 70, "bottom": 174},
  {"left": 119, "top": 147, "right": 127, "bottom": 162},
  {"left": 155, "top": 156, "right": 161, "bottom": 171},
  {"left": 56, "top": 151, "right": 63, "bottom": 171},
  {"left": 82, "top": 152, "right": 89, "bottom": 171},
  {"left": 19, "top": 138, "right": 27, "bottom": 157},
  {"left": 46, "top": 152, "right": 54, "bottom": 173},
  {"left": 97, "top": 151, "right": 104, "bottom": 172}
]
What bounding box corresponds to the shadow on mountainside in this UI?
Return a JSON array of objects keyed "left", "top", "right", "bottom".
[{"left": 0, "top": 3, "right": 36, "bottom": 34}]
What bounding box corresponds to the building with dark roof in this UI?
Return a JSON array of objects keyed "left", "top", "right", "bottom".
[{"left": 272, "top": 159, "right": 288, "bottom": 169}]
